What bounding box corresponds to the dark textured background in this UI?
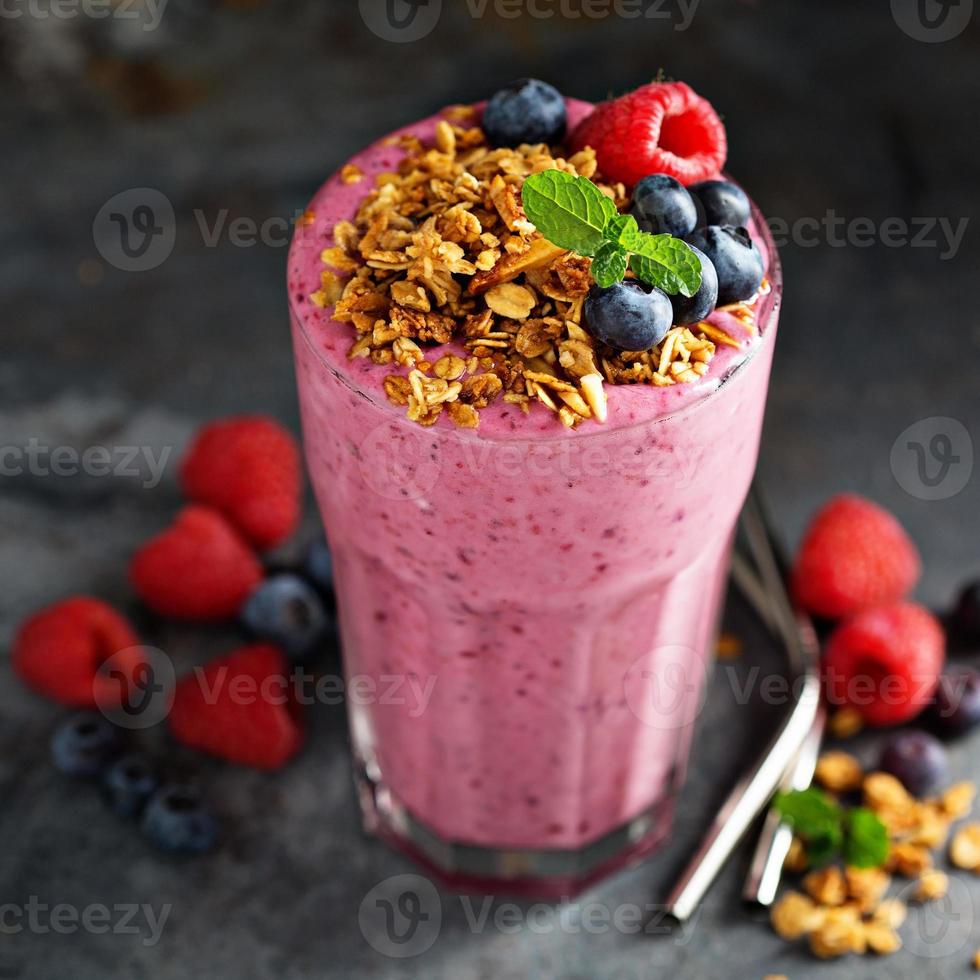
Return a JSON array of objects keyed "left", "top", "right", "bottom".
[{"left": 2, "top": 1, "right": 979, "bottom": 977}]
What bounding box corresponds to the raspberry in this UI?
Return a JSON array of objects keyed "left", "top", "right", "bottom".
[
  {"left": 569, "top": 81, "right": 727, "bottom": 188},
  {"left": 12, "top": 597, "right": 144, "bottom": 708},
  {"left": 130, "top": 505, "right": 263, "bottom": 621},
  {"left": 823, "top": 603, "right": 945, "bottom": 727},
  {"left": 791, "top": 494, "right": 921, "bottom": 619},
  {"left": 180, "top": 416, "right": 301, "bottom": 550},
  {"left": 168, "top": 644, "right": 304, "bottom": 769}
]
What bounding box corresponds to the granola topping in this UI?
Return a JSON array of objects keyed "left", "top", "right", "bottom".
[{"left": 314, "top": 106, "right": 764, "bottom": 429}]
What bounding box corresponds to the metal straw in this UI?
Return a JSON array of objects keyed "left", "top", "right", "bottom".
[
  {"left": 739, "top": 491, "right": 825, "bottom": 906},
  {"left": 742, "top": 705, "right": 825, "bottom": 906},
  {"left": 663, "top": 488, "right": 821, "bottom": 923}
]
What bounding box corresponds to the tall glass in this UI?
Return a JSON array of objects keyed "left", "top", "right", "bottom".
[{"left": 289, "top": 131, "right": 781, "bottom": 898}]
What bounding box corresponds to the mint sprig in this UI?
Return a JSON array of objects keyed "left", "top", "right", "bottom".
[
  {"left": 520, "top": 170, "right": 702, "bottom": 297},
  {"left": 520, "top": 169, "right": 616, "bottom": 257},
  {"left": 774, "top": 788, "right": 889, "bottom": 869}
]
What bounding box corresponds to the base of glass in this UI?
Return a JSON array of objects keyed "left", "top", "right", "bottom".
[{"left": 354, "top": 761, "right": 679, "bottom": 898}]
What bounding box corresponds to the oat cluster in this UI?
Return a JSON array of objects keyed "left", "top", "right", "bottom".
[
  {"left": 771, "top": 754, "right": 978, "bottom": 961},
  {"left": 310, "top": 105, "right": 754, "bottom": 429},
  {"left": 826, "top": 706, "right": 865, "bottom": 740}
]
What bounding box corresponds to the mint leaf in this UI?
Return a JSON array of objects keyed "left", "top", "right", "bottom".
[
  {"left": 775, "top": 788, "right": 845, "bottom": 867},
  {"left": 627, "top": 233, "right": 703, "bottom": 298},
  {"left": 521, "top": 170, "right": 616, "bottom": 257},
  {"left": 774, "top": 790, "right": 888, "bottom": 870},
  {"left": 807, "top": 831, "right": 844, "bottom": 868},
  {"left": 602, "top": 212, "right": 639, "bottom": 247},
  {"left": 843, "top": 808, "right": 889, "bottom": 869},
  {"left": 774, "top": 788, "right": 842, "bottom": 840},
  {"left": 592, "top": 241, "right": 628, "bottom": 288}
]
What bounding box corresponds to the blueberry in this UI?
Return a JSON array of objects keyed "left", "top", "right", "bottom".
[
  {"left": 102, "top": 754, "right": 158, "bottom": 818},
  {"left": 684, "top": 225, "right": 765, "bottom": 306},
  {"left": 482, "top": 79, "right": 567, "bottom": 148},
  {"left": 142, "top": 784, "right": 220, "bottom": 854},
  {"left": 50, "top": 713, "right": 121, "bottom": 778},
  {"left": 629, "top": 174, "right": 698, "bottom": 238},
  {"left": 303, "top": 536, "right": 334, "bottom": 596},
  {"left": 584, "top": 280, "right": 673, "bottom": 352},
  {"left": 951, "top": 580, "right": 980, "bottom": 644},
  {"left": 689, "top": 179, "right": 751, "bottom": 228},
  {"left": 932, "top": 666, "right": 980, "bottom": 737},
  {"left": 879, "top": 731, "right": 948, "bottom": 796},
  {"left": 669, "top": 245, "right": 718, "bottom": 325},
  {"left": 241, "top": 572, "right": 330, "bottom": 660}
]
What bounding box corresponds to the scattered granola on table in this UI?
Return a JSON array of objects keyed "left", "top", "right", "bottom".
[
  {"left": 949, "top": 821, "right": 980, "bottom": 869},
  {"left": 913, "top": 869, "right": 948, "bottom": 901},
  {"left": 770, "top": 774, "right": 978, "bottom": 960},
  {"left": 814, "top": 750, "right": 864, "bottom": 793},
  {"left": 716, "top": 632, "right": 743, "bottom": 660},
  {"left": 827, "top": 707, "right": 864, "bottom": 740},
  {"left": 312, "top": 110, "right": 763, "bottom": 430}
]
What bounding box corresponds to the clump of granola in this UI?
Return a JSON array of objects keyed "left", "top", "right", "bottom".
[
  {"left": 311, "top": 107, "right": 750, "bottom": 429},
  {"left": 827, "top": 706, "right": 865, "bottom": 740},
  {"left": 814, "top": 750, "right": 864, "bottom": 793},
  {"left": 771, "top": 771, "right": 978, "bottom": 961}
]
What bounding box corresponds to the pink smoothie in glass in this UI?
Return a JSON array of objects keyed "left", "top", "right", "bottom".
[{"left": 288, "top": 98, "right": 781, "bottom": 893}]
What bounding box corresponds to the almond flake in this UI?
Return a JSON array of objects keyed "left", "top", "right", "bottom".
[
  {"left": 696, "top": 321, "right": 741, "bottom": 349},
  {"left": 580, "top": 373, "right": 607, "bottom": 423}
]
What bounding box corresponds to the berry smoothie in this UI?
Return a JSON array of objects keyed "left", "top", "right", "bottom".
[{"left": 288, "top": 83, "right": 781, "bottom": 893}]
